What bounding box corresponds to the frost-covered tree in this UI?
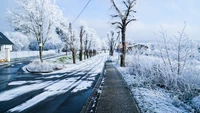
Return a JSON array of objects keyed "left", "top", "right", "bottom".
[
  {"left": 83, "top": 28, "right": 95, "bottom": 59},
  {"left": 107, "top": 30, "right": 119, "bottom": 56},
  {"left": 83, "top": 34, "right": 89, "bottom": 60},
  {"left": 77, "top": 21, "right": 100, "bottom": 59},
  {"left": 66, "top": 23, "right": 79, "bottom": 64},
  {"left": 110, "top": 0, "right": 137, "bottom": 67},
  {"left": 101, "top": 39, "right": 108, "bottom": 53},
  {"left": 156, "top": 23, "right": 197, "bottom": 76},
  {"left": 79, "top": 26, "right": 85, "bottom": 61},
  {"left": 8, "top": 0, "right": 67, "bottom": 62},
  {"left": 4, "top": 31, "right": 31, "bottom": 51},
  {"left": 91, "top": 36, "right": 102, "bottom": 51},
  {"left": 56, "top": 27, "right": 69, "bottom": 54}
]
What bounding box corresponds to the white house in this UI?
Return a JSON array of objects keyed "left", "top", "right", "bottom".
[{"left": 0, "top": 32, "right": 13, "bottom": 62}]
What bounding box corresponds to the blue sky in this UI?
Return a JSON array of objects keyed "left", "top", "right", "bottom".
[{"left": 0, "top": 0, "right": 199, "bottom": 41}]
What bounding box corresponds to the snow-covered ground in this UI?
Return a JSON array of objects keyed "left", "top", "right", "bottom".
[
  {"left": 117, "top": 66, "right": 193, "bottom": 113},
  {"left": 111, "top": 47, "right": 200, "bottom": 113}
]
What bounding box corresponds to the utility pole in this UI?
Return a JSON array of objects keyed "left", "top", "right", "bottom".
[{"left": 117, "top": 31, "right": 120, "bottom": 64}]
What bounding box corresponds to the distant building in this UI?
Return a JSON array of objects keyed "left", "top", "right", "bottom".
[
  {"left": 0, "top": 32, "right": 13, "bottom": 62},
  {"left": 117, "top": 43, "right": 129, "bottom": 52},
  {"left": 117, "top": 42, "right": 149, "bottom": 54}
]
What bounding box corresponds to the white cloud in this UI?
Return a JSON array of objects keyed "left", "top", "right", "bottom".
[{"left": 125, "top": 21, "right": 200, "bottom": 41}]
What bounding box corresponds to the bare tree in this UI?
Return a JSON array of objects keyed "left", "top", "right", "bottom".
[
  {"left": 79, "top": 26, "right": 85, "bottom": 61},
  {"left": 110, "top": 0, "right": 137, "bottom": 66},
  {"left": 107, "top": 31, "right": 119, "bottom": 56}
]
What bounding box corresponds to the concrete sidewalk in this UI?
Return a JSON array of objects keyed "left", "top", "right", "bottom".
[{"left": 96, "top": 62, "right": 140, "bottom": 113}]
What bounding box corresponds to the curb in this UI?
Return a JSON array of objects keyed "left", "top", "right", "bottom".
[{"left": 80, "top": 61, "right": 106, "bottom": 113}]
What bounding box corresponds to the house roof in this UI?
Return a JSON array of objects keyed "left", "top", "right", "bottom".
[
  {"left": 0, "top": 32, "right": 13, "bottom": 45},
  {"left": 118, "top": 43, "right": 129, "bottom": 48}
]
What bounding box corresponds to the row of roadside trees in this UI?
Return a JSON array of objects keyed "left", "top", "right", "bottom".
[{"left": 7, "top": 0, "right": 106, "bottom": 64}]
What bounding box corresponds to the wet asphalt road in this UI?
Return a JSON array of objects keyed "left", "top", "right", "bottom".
[{"left": 0, "top": 55, "right": 105, "bottom": 113}]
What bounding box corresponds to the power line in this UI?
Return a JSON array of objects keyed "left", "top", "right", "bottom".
[{"left": 72, "top": 0, "right": 92, "bottom": 24}]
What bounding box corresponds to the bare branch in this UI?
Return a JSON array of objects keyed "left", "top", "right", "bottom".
[
  {"left": 111, "top": 22, "right": 123, "bottom": 27},
  {"left": 110, "top": 0, "right": 123, "bottom": 18},
  {"left": 123, "top": 1, "right": 129, "bottom": 8},
  {"left": 111, "top": 14, "right": 121, "bottom": 18},
  {"left": 126, "top": 19, "right": 137, "bottom": 25},
  {"left": 116, "top": 25, "right": 123, "bottom": 30}
]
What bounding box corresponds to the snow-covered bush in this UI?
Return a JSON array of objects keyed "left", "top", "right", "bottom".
[
  {"left": 191, "top": 95, "right": 200, "bottom": 112},
  {"left": 127, "top": 24, "right": 200, "bottom": 101},
  {"left": 26, "top": 60, "right": 64, "bottom": 73},
  {"left": 127, "top": 54, "right": 200, "bottom": 93},
  {"left": 4, "top": 31, "right": 31, "bottom": 51},
  {"left": 29, "top": 38, "right": 63, "bottom": 51},
  {"left": 29, "top": 41, "right": 39, "bottom": 51}
]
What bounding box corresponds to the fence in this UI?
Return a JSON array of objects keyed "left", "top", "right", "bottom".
[
  {"left": 0, "top": 51, "right": 5, "bottom": 61},
  {"left": 10, "top": 50, "right": 56, "bottom": 61}
]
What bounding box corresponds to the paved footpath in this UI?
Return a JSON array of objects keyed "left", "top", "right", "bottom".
[{"left": 96, "top": 62, "right": 140, "bottom": 113}]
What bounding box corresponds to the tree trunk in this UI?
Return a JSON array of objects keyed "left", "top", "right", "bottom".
[
  {"left": 120, "top": 54, "right": 125, "bottom": 67},
  {"left": 121, "top": 27, "right": 126, "bottom": 67},
  {"left": 39, "top": 46, "right": 43, "bottom": 63},
  {"left": 86, "top": 50, "right": 89, "bottom": 59},
  {"left": 66, "top": 47, "right": 68, "bottom": 55},
  {"left": 79, "top": 36, "right": 83, "bottom": 61},
  {"left": 72, "top": 50, "right": 76, "bottom": 64},
  {"left": 111, "top": 50, "right": 114, "bottom": 56},
  {"left": 84, "top": 51, "right": 86, "bottom": 60},
  {"left": 79, "top": 50, "right": 82, "bottom": 61},
  {"left": 66, "top": 44, "right": 68, "bottom": 55},
  {"left": 110, "top": 46, "right": 114, "bottom": 56}
]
